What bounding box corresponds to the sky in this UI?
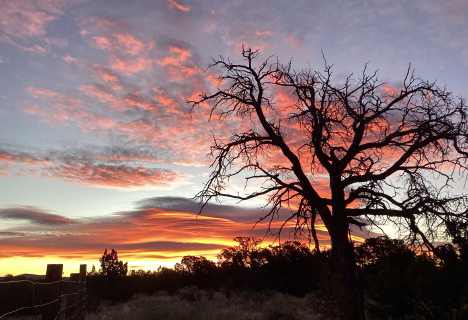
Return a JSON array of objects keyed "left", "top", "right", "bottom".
[{"left": 1, "top": 0, "right": 468, "bottom": 276}]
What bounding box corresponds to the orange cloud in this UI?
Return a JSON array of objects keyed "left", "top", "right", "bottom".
[
  {"left": 167, "top": 0, "right": 191, "bottom": 12},
  {"left": 0, "top": 197, "right": 339, "bottom": 268},
  {"left": 160, "top": 45, "right": 191, "bottom": 66}
]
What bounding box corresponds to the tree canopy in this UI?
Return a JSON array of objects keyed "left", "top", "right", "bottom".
[
  {"left": 99, "top": 248, "right": 128, "bottom": 277},
  {"left": 189, "top": 48, "right": 468, "bottom": 320}
]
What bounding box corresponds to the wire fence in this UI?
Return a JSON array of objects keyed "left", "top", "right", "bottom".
[{"left": 0, "top": 265, "right": 87, "bottom": 320}]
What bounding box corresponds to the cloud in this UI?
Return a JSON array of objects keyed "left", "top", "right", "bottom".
[
  {"left": 0, "top": 146, "right": 192, "bottom": 190},
  {"left": 0, "top": 149, "right": 52, "bottom": 165},
  {"left": 43, "top": 163, "right": 189, "bottom": 190},
  {"left": 0, "top": 206, "right": 77, "bottom": 225},
  {"left": 0, "top": 196, "right": 352, "bottom": 262},
  {"left": 27, "top": 87, "right": 83, "bottom": 109},
  {"left": 284, "top": 34, "right": 303, "bottom": 48},
  {"left": 160, "top": 45, "right": 191, "bottom": 66},
  {"left": 80, "top": 22, "right": 156, "bottom": 76},
  {"left": 0, "top": 1, "right": 65, "bottom": 39},
  {"left": 0, "top": 163, "right": 12, "bottom": 178},
  {"left": 167, "top": 0, "right": 191, "bottom": 12},
  {"left": 0, "top": 0, "right": 67, "bottom": 54},
  {"left": 114, "top": 34, "right": 143, "bottom": 55},
  {"left": 92, "top": 36, "right": 112, "bottom": 51},
  {"left": 136, "top": 196, "right": 267, "bottom": 222},
  {"left": 110, "top": 55, "right": 153, "bottom": 76}
]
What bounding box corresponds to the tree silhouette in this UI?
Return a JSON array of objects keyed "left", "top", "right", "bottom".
[
  {"left": 176, "top": 255, "right": 217, "bottom": 275},
  {"left": 217, "top": 236, "right": 269, "bottom": 269},
  {"left": 189, "top": 48, "right": 468, "bottom": 319},
  {"left": 99, "top": 248, "right": 128, "bottom": 277}
]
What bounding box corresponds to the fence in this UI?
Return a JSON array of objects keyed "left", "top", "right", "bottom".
[{"left": 0, "top": 264, "right": 87, "bottom": 320}]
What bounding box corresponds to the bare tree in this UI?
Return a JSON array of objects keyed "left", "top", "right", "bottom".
[{"left": 188, "top": 48, "right": 468, "bottom": 320}]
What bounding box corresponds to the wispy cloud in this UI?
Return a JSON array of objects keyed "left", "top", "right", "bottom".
[
  {"left": 0, "top": 196, "right": 358, "bottom": 262},
  {"left": 0, "top": 206, "right": 77, "bottom": 225},
  {"left": 166, "top": 0, "right": 191, "bottom": 12},
  {"left": 0, "top": 0, "right": 67, "bottom": 55},
  {"left": 43, "top": 163, "right": 189, "bottom": 190},
  {"left": 0, "top": 146, "right": 191, "bottom": 190}
]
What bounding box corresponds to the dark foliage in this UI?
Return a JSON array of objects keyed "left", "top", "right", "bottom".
[
  {"left": 99, "top": 249, "right": 128, "bottom": 277},
  {"left": 86, "top": 237, "right": 468, "bottom": 319},
  {"left": 357, "top": 237, "right": 468, "bottom": 319}
]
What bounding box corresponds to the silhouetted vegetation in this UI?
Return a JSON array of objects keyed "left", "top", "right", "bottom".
[
  {"left": 188, "top": 47, "right": 468, "bottom": 320},
  {"left": 86, "top": 237, "right": 468, "bottom": 319},
  {"left": 87, "top": 289, "right": 320, "bottom": 320},
  {"left": 99, "top": 248, "right": 128, "bottom": 277}
]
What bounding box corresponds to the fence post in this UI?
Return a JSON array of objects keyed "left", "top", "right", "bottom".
[
  {"left": 80, "top": 264, "right": 87, "bottom": 282},
  {"left": 70, "top": 273, "right": 81, "bottom": 281},
  {"left": 79, "top": 264, "right": 87, "bottom": 319},
  {"left": 46, "top": 264, "right": 63, "bottom": 282},
  {"left": 44, "top": 264, "right": 63, "bottom": 320}
]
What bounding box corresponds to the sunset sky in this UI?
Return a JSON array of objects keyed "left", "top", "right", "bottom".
[{"left": 1, "top": 0, "right": 468, "bottom": 277}]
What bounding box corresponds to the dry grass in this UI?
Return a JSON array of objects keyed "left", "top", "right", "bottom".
[{"left": 86, "top": 287, "right": 320, "bottom": 320}]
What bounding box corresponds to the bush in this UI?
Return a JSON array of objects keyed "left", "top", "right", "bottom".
[{"left": 86, "top": 288, "right": 320, "bottom": 320}]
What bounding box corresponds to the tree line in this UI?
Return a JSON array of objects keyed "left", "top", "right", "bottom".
[{"left": 86, "top": 235, "right": 468, "bottom": 319}]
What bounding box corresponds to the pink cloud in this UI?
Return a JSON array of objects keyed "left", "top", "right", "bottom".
[
  {"left": 79, "top": 84, "right": 128, "bottom": 110},
  {"left": 111, "top": 55, "right": 153, "bottom": 76},
  {"left": 284, "top": 34, "right": 303, "bottom": 48},
  {"left": 63, "top": 55, "right": 77, "bottom": 64},
  {"left": 0, "top": 0, "right": 66, "bottom": 55},
  {"left": 92, "top": 36, "right": 112, "bottom": 51},
  {"left": 114, "top": 34, "right": 143, "bottom": 55},
  {"left": 94, "top": 66, "right": 123, "bottom": 90},
  {"left": 27, "top": 87, "right": 83, "bottom": 109},
  {"left": 0, "top": 1, "right": 61, "bottom": 39},
  {"left": 43, "top": 163, "right": 189, "bottom": 190},
  {"left": 167, "top": 0, "right": 191, "bottom": 12},
  {"left": 152, "top": 87, "right": 179, "bottom": 110},
  {"left": 204, "top": 23, "right": 216, "bottom": 33},
  {"left": 0, "top": 164, "right": 11, "bottom": 178},
  {"left": 124, "top": 93, "right": 158, "bottom": 112},
  {"left": 44, "top": 37, "right": 68, "bottom": 48},
  {"left": 255, "top": 30, "right": 273, "bottom": 36},
  {"left": 72, "top": 110, "right": 117, "bottom": 132}
]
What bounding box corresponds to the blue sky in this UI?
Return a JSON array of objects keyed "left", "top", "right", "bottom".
[{"left": 0, "top": 0, "right": 467, "bottom": 276}]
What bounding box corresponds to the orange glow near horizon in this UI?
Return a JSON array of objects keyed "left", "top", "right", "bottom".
[{"left": 0, "top": 208, "right": 369, "bottom": 277}]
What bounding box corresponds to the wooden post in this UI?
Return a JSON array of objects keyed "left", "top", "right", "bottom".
[
  {"left": 46, "top": 264, "right": 63, "bottom": 282},
  {"left": 44, "top": 264, "right": 63, "bottom": 320},
  {"left": 78, "top": 264, "right": 87, "bottom": 319},
  {"left": 70, "top": 273, "right": 81, "bottom": 282},
  {"left": 79, "top": 264, "right": 87, "bottom": 282},
  {"left": 65, "top": 274, "right": 80, "bottom": 319}
]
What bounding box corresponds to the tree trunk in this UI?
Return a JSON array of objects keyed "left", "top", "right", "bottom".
[{"left": 329, "top": 227, "right": 365, "bottom": 320}]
